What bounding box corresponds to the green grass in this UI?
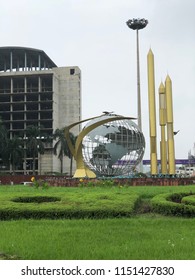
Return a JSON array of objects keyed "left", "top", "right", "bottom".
[
  {"left": 0, "top": 218, "right": 195, "bottom": 260},
  {"left": 0, "top": 184, "right": 195, "bottom": 260}
]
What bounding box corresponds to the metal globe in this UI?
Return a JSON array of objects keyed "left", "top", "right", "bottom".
[{"left": 82, "top": 115, "right": 145, "bottom": 176}]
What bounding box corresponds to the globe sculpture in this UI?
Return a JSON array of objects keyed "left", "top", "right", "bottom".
[{"left": 82, "top": 115, "right": 145, "bottom": 176}]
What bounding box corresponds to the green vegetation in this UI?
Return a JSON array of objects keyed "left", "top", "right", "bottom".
[
  {"left": 0, "top": 184, "right": 195, "bottom": 260},
  {"left": 0, "top": 123, "right": 77, "bottom": 175},
  {"left": 1, "top": 217, "right": 195, "bottom": 260},
  {"left": 151, "top": 191, "right": 195, "bottom": 217},
  {"left": 0, "top": 123, "right": 46, "bottom": 175},
  {"left": 182, "top": 194, "right": 195, "bottom": 206},
  {"left": 53, "top": 128, "right": 76, "bottom": 176},
  {"left": 0, "top": 186, "right": 139, "bottom": 219}
]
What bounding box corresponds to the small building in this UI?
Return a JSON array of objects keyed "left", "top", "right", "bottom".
[{"left": 176, "top": 166, "right": 195, "bottom": 177}]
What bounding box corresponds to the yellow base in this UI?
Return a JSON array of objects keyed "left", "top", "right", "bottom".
[{"left": 73, "top": 168, "right": 96, "bottom": 178}]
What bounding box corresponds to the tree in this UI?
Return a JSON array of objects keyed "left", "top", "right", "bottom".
[
  {"left": 26, "top": 126, "right": 45, "bottom": 175},
  {"left": 8, "top": 136, "right": 24, "bottom": 174},
  {"left": 67, "top": 133, "right": 77, "bottom": 176},
  {"left": 0, "top": 123, "right": 9, "bottom": 165},
  {"left": 53, "top": 128, "right": 76, "bottom": 175}
]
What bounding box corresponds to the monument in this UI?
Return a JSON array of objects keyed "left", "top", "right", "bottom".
[{"left": 65, "top": 113, "right": 145, "bottom": 178}]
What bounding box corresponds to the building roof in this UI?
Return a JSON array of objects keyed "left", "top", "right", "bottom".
[{"left": 0, "top": 46, "right": 57, "bottom": 72}]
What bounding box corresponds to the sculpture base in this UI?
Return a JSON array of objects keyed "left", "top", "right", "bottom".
[{"left": 73, "top": 168, "right": 96, "bottom": 178}]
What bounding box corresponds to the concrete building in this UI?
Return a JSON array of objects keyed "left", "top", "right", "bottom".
[{"left": 0, "top": 46, "right": 81, "bottom": 175}]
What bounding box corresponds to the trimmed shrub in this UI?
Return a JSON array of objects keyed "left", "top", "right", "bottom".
[
  {"left": 151, "top": 192, "right": 195, "bottom": 217},
  {"left": 181, "top": 195, "right": 195, "bottom": 206},
  {"left": 0, "top": 191, "right": 139, "bottom": 220},
  {"left": 12, "top": 196, "right": 61, "bottom": 203}
]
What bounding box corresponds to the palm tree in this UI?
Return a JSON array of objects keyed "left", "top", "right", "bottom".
[
  {"left": 67, "top": 133, "right": 77, "bottom": 176},
  {"left": 53, "top": 128, "right": 76, "bottom": 175},
  {"left": 8, "top": 136, "right": 24, "bottom": 174},
  {"left": 0, "top": 123, "right": 9, "bottom": 165},
  {"left": 26, "top": 125, "right": 45, "bottom": 175}
]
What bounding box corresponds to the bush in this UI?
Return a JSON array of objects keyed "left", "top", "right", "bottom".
[
  {"left": 31, "top": 177, "right": 49, "bottom": 189},
  {"left": 12, "top": 196, "right": 61, "bottom": 203},
  {"left": 181, "top": 195, "right": 195, "bottom": 206},
  {"left": 151, "top": 192, "right": 195, "bottom": 217},
  {"left": 0, "top": 190, "right": 139, "bottom": 220}
]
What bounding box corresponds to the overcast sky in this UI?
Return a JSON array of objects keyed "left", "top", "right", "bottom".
[{"left": 0, "top": 0, "right": 194, "bottom": 160}]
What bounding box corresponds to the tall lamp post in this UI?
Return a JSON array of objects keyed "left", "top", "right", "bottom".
[
  {"left": 126, "top": 18, "right": 148, "bottom": 132},
  {"left": 126, "top": 18, "right": 148, "bottom": 173}
]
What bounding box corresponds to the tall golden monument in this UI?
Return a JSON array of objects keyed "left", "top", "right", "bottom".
[
  {"left": 165, "top": 75, "right": 176, "bottom": 174},
  {"left": 159, "top": 82, "right": 167, "bottom": 174},
  {"left": 147, "top": 49, "right": 176, "bottom": 175},
  {"left": 147, "top": 49, "right": 158, "bottom": 175}
]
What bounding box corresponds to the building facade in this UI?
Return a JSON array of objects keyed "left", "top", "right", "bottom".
[{"left": 0, "top": 46, "right": 81, "bottom": 175}]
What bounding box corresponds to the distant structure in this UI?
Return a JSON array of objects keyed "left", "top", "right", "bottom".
[
  {"left": 0, "top": 46, "right": 81, "bottom": 175},
  {"left": 175, "top": 146, "right": 195, "bottom": 177}
]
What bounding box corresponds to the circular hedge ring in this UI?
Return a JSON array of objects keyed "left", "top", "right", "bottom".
[
  {"left": 151, "top": 191, "right": 195, "bottom": 217},
  {"left": 12, "top": 196, "right": 61, "bottom": 204},
  {"left": 0, "top": 191, "right": 139, "bottom": 220},
  {"left": 181, "top": 195, "right": 195, "bottom": 206}
]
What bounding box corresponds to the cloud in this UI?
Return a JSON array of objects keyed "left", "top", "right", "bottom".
[{"left": 0, "top": 0, "right": 194, "bottom": 159}]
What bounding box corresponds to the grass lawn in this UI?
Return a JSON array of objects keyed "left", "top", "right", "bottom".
[{"left": 0, "top": 184, "right": 195, "bottom": 260}]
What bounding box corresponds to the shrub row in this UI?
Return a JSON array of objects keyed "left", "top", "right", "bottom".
[
  {"left": 181, "top": 195, "right": 195, "bottom": 206},
  {"left": 12, "top": 196, "right": 61, "bottom": 203},
  {"left": 151, "top": 192, "right": 195, "bottom": 217},
  {"left": 0, "top": 192, "right": 139, "bottom": 220}
]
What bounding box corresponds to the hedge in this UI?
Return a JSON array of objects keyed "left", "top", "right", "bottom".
[
  {"left": 181, "top": 195, "right": 195, "bottom": 206},
  {"left": 0, "top": 192, "right": 139, "bottom": 220},
  {"left": 151, "top": 192, "right": 195, "bottom": 217}
]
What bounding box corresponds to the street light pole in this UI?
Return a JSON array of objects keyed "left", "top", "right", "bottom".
[
  {"left": 126, "top": 18, "right": 148, "bottom": 173},
  {"left": 136, "top": 28, "right": 141, "bottom": 131},
  {"left": 126, "top": 18, "right": 148, "bottom": 132}
]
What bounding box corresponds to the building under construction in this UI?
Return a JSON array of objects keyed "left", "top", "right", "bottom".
[{"left": 0, "top": 46, "right": 81, "bottom": 175}]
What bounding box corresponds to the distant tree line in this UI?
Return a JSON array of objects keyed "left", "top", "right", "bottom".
[{"left": 0, "top": 122, "right": 76, "bottom": 175}]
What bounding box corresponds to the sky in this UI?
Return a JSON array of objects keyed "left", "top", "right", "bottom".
[{"left": 0, "top": 0, "right": 194, "bottom": 160}]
